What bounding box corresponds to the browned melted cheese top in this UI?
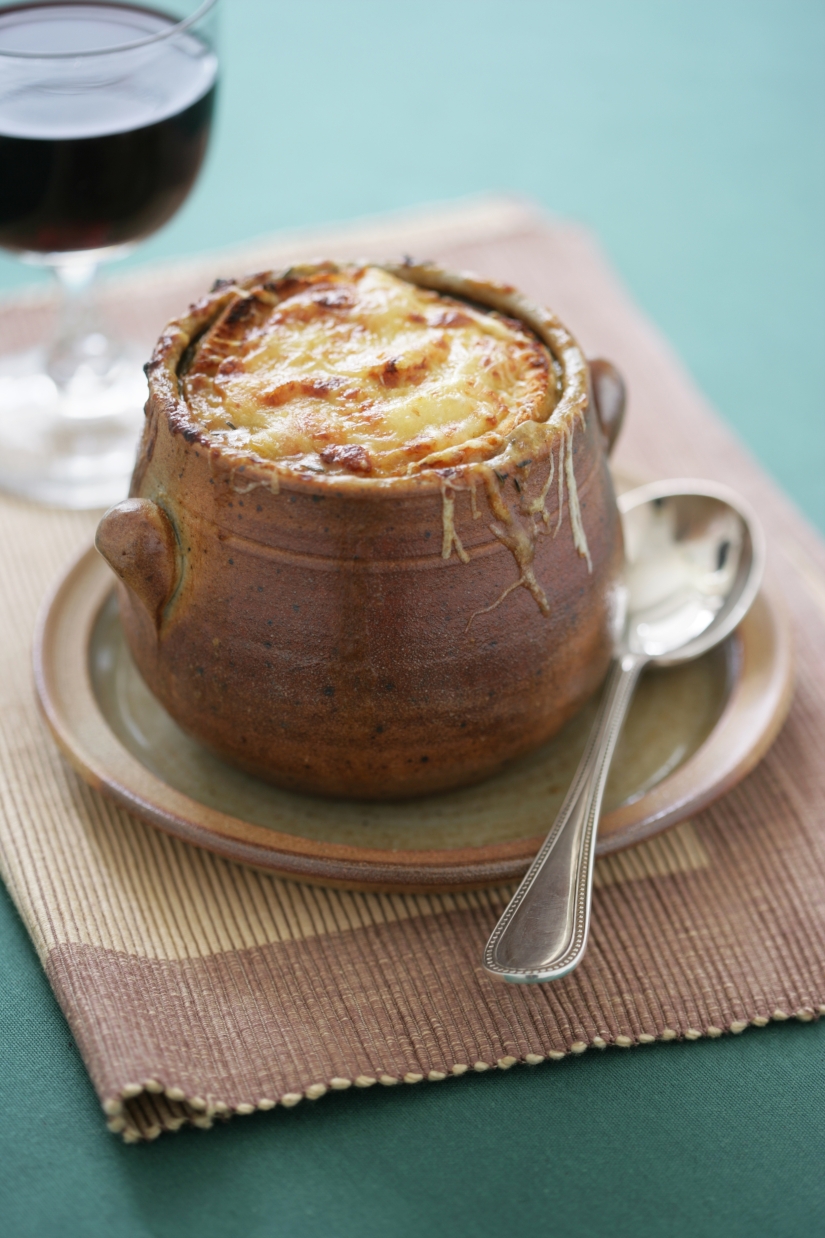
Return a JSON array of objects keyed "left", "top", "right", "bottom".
[{"left": 182, "top": 265, "right": 557, "bottom": 477}]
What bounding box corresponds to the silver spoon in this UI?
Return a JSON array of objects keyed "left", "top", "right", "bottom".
[{"left": 483, "top": 479, "right": 765, "bottom": 985}]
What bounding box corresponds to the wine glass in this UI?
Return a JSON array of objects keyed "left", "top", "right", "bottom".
[{"left": 0, "top": 0, "right": 219, "bottom": 508}]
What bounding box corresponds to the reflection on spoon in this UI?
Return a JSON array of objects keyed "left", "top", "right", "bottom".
[{"left": 483, "top": 479, "right": 765, "bottom": 985}]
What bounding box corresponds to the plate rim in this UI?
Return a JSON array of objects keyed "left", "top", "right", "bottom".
[{"left": 33, "top": 546, "right": 796, "bottom": 891}]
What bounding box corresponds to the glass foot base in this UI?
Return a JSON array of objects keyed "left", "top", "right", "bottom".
[{"left": 0, "top": 346, "right": 146, "bottom": 509}]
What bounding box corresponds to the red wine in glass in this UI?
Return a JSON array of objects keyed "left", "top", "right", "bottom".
[
  {"left": 0, "top": 3, "right": 217, "bottom": 256},
  {"left": 0, "top": 1, "right": 219, "bottom": 509}
]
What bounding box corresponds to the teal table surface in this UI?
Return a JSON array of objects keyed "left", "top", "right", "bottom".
[{"left": 1, "top": 2, "right": 824, "bottom": 1235}]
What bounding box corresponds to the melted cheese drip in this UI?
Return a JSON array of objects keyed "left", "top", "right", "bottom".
[{"left": 183, "top": 266, "right": 556, "bottom": 477}]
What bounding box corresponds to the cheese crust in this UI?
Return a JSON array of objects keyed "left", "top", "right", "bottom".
[{"left": 181, "top": 263, "right": 559, "bottom": 478}]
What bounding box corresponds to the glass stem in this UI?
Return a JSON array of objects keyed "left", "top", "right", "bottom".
[{"left": 46, "top": 259, "right": 121, "bottom": 391}]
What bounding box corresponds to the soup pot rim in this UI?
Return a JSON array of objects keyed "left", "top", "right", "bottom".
[{"left": 139, "top": 259, "right": 592, "bottom": 503}]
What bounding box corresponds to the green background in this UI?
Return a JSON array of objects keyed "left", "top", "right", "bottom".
[
  {"left": 1, "top": 0, "right": 823, "bottom": 534},
  {"left": 1, "top": 1, "right": 824, "bottom": 1234}
]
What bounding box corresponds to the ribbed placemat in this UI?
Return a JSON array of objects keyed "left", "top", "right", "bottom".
[{"left": 1, "top": 199, "right": 824, "bottom": 1142}]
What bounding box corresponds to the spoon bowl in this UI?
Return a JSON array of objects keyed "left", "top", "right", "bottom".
[
  {"left": 620, "top": 480, "right": 764, "bottom": 664},
  {"left": 483, "top": 479, "right": 765, "bottom": 985}
]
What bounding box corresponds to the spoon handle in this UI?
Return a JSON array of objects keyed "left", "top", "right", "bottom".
[{"left": 483, "top": 652, "right": 646, "bottom": 984}]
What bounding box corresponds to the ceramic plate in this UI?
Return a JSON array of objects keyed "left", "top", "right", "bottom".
[{"left": 34, "top": 547, "right": 794, "bottom": 891}]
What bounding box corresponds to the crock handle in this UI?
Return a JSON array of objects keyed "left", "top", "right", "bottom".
[
  {"left": 95, "top": 498, "right": 179, "bottom": 627},
  {"left": 589, "top": 358, "right": 626, "bottom": 455}
]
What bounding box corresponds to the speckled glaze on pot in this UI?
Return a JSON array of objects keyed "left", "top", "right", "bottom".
[{"left": 96, "top": 262, "right": 625, "bottom": 799}]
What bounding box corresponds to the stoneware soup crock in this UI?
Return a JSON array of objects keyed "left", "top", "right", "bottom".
[{"left": 96, "top": 262, "right": 626, "bottom": 799}]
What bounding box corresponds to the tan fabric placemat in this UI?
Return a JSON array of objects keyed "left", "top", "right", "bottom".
[{"left": 1, "top": 198, "right": 824, "bottom": 1143}]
